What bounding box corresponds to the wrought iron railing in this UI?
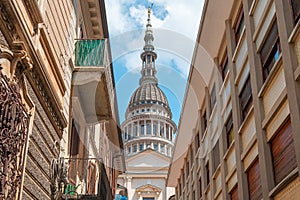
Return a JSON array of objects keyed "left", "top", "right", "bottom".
[
  {"left": 0, "top": 68, "right": 30, "bottom": 199},
  {"left": 50, "top": 157, "right": 113, "bottom": 200}
]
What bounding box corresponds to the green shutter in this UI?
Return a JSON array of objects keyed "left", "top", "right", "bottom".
[{"left": 75, "top": 39, "right": 105, "bottom": 66}]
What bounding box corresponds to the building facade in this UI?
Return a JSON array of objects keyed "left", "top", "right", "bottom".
[
  {"left": 117, "top": 7, "right": 176, "bottom": 200},
  {"left": 167, "top": 0, "right": 300, "bottom": 200},
  {"left": 0, "top": 0, "right": 124, "bottom": 199}
]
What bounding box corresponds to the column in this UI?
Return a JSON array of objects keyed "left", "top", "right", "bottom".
[
  {"left": 151, "top": 119, "right": 153, "bottom": 136},
  {"left": 242, "top": 1, "right": 275, "bottom": 198},
  {"left": 164, "top": 122, "right": 166, "bottom": 139},
  {"left": 225, "top": 19, "right": 249, "bottom": 200},
  {"left": 137, "top": 120, "right": 140, "bottom": 137},
  {"left": 144, "top": 120, "right": 146, "bottom": 135},
  {"left": 158, "top": 120, "right": 161, "bottom": 137},
  {"left": 274, "top": 0, "right": 300, "bottom": 172}
]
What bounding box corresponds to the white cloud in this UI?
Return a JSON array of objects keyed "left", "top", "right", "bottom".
[{"left": 105, "top": 0, "right": 204, "bottom": 77}]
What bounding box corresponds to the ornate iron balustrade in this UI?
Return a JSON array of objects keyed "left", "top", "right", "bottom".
[
  {"left": 50, "top": 157, "right": 113, "bottom": 200},
  {"left": 0, "top": 68, "right": 30, "bottom": 199}
]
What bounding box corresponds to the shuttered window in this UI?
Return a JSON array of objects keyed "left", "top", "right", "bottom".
[
  {"left": 247, "top": 159, "right": 262, "bottom": 200},
  {"left": 225, "top": 113, "right": 234, "bottom": 150},
  {"left": 239, "top": 76, "right": 253, "bottom": 121},
  {"left": 202, "top": 110, "right": 207, "bottom": 135},
  {"left": 234, "top": 8, "right": 245, "bottom": 45},
  {"left": 271, "top": 119, "right": 297, "bottom": 184},
  {"left": 70, "top": 119, "right": 80, "bottom": 156},
  {"left": 212, "top": 141, "right": 220, "bottom": 173},
  {"left": 210, "top": 84, "right": 216, "bottom": 113},
  {"left": 291, "top": 0, "right": 300, "bottom": 24},
  {"left": 199, "top": 177, "right": 203, "bottom": 198},
  {"left": 221, "top": 52, "right": 229, "bottom": 80},
  {"left": 205, "top": 162, "right": 210, "bottom": 187},
  {"left": 260, "top": 20, "right": 281, "bottom": 81},
  {"left": 230, "top": 185, "right": 238, "bottom": 200}
]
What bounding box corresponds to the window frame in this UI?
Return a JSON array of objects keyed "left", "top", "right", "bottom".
[
  {"left": 234, "top": 7, "right": 245, "bottom": 45},
  {"left": 210, "top": 84, "right": 216, "bottom": 114},
  {"left": 259, "top": 20, "right": 281, "bottom": 81},
  {"left": 239, "top": 75, "right": 253, "bottom": 122},
  {"left": 270, "top": 119, "right": 297, "bottom": 184},
  {"left": 290, "top": 0, "right": 300, "bottom": 25}
]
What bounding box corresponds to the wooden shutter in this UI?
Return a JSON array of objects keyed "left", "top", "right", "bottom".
[
  {"left": 70, "top": 119, "right": 80, "bottom": 156},
  {"left": 213, "top": 141, "right": 220, "bottom": 173},
  {"left": 239, "top": 76, "right": 252, "bottom": 120},
  {"left": 230, "top": 185, "right": 238, "bottom": 200},
  {"left": 291, "top": 0, "right": 300, "bottom": 24},
  {"left": 271, "top": 119, "right": 297, "bottom": 184},
  {"left": 247, "top": 159, "right": 262, "bottom": 200}
]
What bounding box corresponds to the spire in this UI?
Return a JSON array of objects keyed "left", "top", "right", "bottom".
[{"left": 139, "top": 5, "right": 158, "bottom": 85}]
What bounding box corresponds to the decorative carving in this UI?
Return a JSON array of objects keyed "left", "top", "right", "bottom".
[
  {"left": 10, "top": 50, "right": 33, "bottom": 81},
  {"left": 29, "top": 68, "right": 64, "bottom": 133},
  {"left": 0, "top": 67, "right": 30, "bottom": 199},
  {"left": 0, "top": 0, "right": 20, "bottom": 42},
  {"left": 0, "top": 30, "right": 8, "bottom": 47}
]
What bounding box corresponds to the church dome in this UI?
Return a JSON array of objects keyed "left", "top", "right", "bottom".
[{"left": 129, "top": 83, "right": 169, "bottom": 108}]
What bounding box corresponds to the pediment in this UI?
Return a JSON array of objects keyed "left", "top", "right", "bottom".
[
  {"left": 126, "top": 149, "right": 171, "bottom": 168},
  {"left": 136, "top": 184, "right": 161, "bottom": 193}
]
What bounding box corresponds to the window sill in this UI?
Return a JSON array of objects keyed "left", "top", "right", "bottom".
[
  {"left": 204, "top": 183, "right": 210, "bottom": 195},
  {"left": 269, "top": 168, "right": 299, "bottom": 198},
  {"left": 258, "top": 55, "right": 282, "bottom": 98},
  {"left": 223, "top": 140, "right": 235, "bottom": 160},
  {"left": 238, "top": 105, "right": 254, "bottom": 133},
  {"left": 288, "top": 17, "right": 300, "bottom": 43},
  {"left": 294, "top": 65, "right": 300, "bottom": 81}
]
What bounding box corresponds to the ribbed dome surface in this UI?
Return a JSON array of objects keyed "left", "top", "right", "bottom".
[{"left": 129, "top": 83, "right": 169, "bottom": 107}]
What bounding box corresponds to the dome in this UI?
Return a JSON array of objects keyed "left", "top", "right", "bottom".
[{"left": 129, "top": 83, "right": 169, "bottom": 108}]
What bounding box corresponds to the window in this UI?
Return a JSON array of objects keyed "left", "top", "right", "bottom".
[
  {"left": 179, "top": 178, "right": 182, "bottom": 196},
  {"left": 225, "top": 114, "right": 234, "bottom": 150},
  {"left": 230, "top": 185, "right": 238, "bottom": 200},
  {"left": 202, "top": 110, "right": 207, "bottom": 135},
  {"left": 134, "top": 122, "right": 138, "bottom": 136},
  {"left": 271, "top": 119, "right": 297, "bottom": 184},
  {"left": 133, "top": 145, "right": 137, "bottom": 153},
  {"left": 239, "top": 76, "right": 252, "bottom": 121},
  {"left": 195, "top": 132, "right": 200, "bottom": 151},
  {"left": 205, "top": 162, "right": 210, "bottom": 187},
  {"left": 160, "top": 123, "right": 164, "bottom": 137},
  {"left": 166, "top": 124, "right": 170, "bottom": 139},
  {"left": 186, "top": 160, "right": 190, "bottom": 177},
  {"left": 154, "top": 143, "right": 158, "bottom": 151},
  {"left": 141, "top": 123, "right": 145, "bottom": 135},
  {"left": 146, "top": 122, "right": 151, "bottom": 135},
  {"left": 247, "top": 159, "right": 262, "bottom": 200},
  {"left": 291, "top": 0, "right": 300, "bottom": 24},
  {"left": 221, "top": 52, "right": 229, "bottom": 80},
  {"left": 139, "top": 143, "right": 144, "bottom": 151},
  {"left": 210, "top": 84, "right": 216, "bottom": 113},
  {"left": 234, "top": 8, "right": 245, "bottom": 45},
  {"left": 260, "top": 20, "right": 281, "bottom": 81},
  {"left": 153, "top": 123, "right": 157, "bottom": 135},
  {"left": 192, "top": 190, "right": 195, "bottom": 200},
  {"left": 212, "top": 141, "right": 220, "bottom": 173},
  {"left": 199, "top": 177, "right": 203, "bottom": 198},
  {"left": 161, "top": 144, "right": 165, "bottom": 153},
  {"left": 128, "top": 147, "right": 131, "bottom": 154},
  {"left": 70, "top": 119, "right": 80, "bottom": 156}
]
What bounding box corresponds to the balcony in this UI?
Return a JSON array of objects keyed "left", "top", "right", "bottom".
[
  {"left": 74, "top": 39, "right": 106, "bottom": 67},
  {"left": 50, "top": 158, "right": 113, "bottom": 200}
]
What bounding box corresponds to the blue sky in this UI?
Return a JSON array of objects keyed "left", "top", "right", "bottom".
[{"left": 105, "top": 0, "right": 205, "bottom": 125}]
